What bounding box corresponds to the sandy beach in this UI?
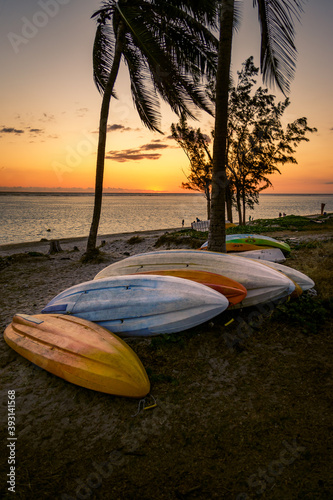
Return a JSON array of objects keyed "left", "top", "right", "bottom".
[{"left": 1, "top": 223, "right": 332, "bottom": 499}]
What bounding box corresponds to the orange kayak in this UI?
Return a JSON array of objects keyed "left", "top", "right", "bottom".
[
  {"left": 133, "top": 269, "right": 247, "bottom": 306},
  {"left": 4, "top": 314, "right": 150, "bottom": 398}
]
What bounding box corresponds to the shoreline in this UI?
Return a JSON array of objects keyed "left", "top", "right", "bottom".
[
  {"left": 0, "top": 212, "right": 330, "bottom": 256},
  {"left": 0, "top": 227, "right": 184, "bottom": 256}
]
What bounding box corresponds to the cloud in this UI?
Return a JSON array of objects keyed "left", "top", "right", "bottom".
[
  {"left": 105, "top": 141, "right": 170, "bottom": 162},
  {"left": 28, "top": 128, "right": 44, "bottom": 135},
  {"left": 107, "top": 124, "right": 141, "bottom": 133},
  {"left": 0, "top": 127, "right": 24, "bottom": 134}
]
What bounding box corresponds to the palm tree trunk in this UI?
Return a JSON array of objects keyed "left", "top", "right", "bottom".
[
  {"left": 225, "top": 183, "right": 233, "bottom": 222},
  {"left": 205, "top": 183, "right": 211, "bottom": 220},
  {"left": 242, "top": 189, "right": 246, "bottom": 225},
  {"left": 85, "top": 23, "right": 125, "bottom": 258},
  {"left": 207, "top": 0, "right": 234, "bottom": 252},
  {"left": 236, "top": 187, "right": 242, "bottom": 226}
]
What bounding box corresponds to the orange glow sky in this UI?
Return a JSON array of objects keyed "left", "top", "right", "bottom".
[{"left": 0, "top": 0, "right": 332, "bottom": 194}]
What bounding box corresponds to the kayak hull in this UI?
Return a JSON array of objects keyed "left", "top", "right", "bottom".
[
  {"left": 41, "top": 275, "right": 229, "bottom": 337},
  {"left": 94, "top": 250, "right": 295, "bottom": 308},
  {"left": 4, "top": 314, "right": 150, "bottom": 397}
]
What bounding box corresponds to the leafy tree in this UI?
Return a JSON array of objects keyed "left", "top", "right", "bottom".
[
  {"left": 171, "top": 115, "right": 213, "bottom": 219},
  {"left": 208, "top": 0, "right": 307, "bottom": 252},
  {"left": 84, "top": 0, "right": 219, "bottom": 259},
  {"left": 172, "top": 56, "right": 316, "bottom": 226},
  {"left": 227, "top": 56, "right": 317, "bottom": 224}
]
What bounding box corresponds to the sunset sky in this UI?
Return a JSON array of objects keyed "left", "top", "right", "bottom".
[{"left": 0, "top": 0, "right": 332, "bottom": 194}]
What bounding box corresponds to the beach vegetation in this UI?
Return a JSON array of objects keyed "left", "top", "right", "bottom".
[
  {"left": 173, "top": 56, "right": 316, "bottom": 227},
  {"left": 208, "top": 0, "right": 307, "bottom": 252},
  {"left": 271, "top": 295, "right": 331, "bottom": 336},
  {"left": 84, "top": 0, "right": 219, "bottom": 261},
  {"left": 154, "top": 229, "right": 207, "bottom": 249},
  {"left": 127, "top": 235, "right": 144, "bottom": 245}
]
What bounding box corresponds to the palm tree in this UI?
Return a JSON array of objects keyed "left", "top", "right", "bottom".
[
  {"left": 84, "top": 0, "right": 219, "bottom": 259},
  {"left": 208, "top": 0, "right": 306, "bottom": 252}
]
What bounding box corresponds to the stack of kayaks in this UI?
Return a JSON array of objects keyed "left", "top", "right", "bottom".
[
  {"left": 200, "top": 234, "right": 291, "bottom": 263},
  {"left": 4, "top": 240, "right": 314, "bottom": 398}
]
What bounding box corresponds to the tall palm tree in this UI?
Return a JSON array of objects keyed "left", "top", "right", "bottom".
[
  {"left": 208, "top": 0, "right": 306, "bottom": 252},
  {"left": 84, "top": 0, "right": 219, "bottom": 259}
]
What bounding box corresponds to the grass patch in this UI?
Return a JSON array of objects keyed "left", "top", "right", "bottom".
[
  {"left": 153, "top": 216, "right": 333, "bottom": 248},
  {"left": 154, "top": 229, "right": 207, "bottom": 249},
  {"left": 271, "top": 294, "right": 332, "bottom": 335},
  {"left": 0, "top": 252, "right": 49, "bottom": 270},
  {"left": 127, "top": 235, "right": 144, "bottom": 245},
  {"left": 228, "top": 215, "right": 333, "bottom": 234}
]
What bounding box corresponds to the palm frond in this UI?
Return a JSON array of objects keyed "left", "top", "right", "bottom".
[
  {"left": 93, "top": 20, "right": 116, "bottom": 93},
  {"left": 122, "top": 39, "right": 162, "bottom": 132},
  {"left": 253, "top": 0, "right": 306, "bottom": 95}
]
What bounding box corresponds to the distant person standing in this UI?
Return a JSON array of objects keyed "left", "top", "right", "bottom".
[
  {"left": 182, "top": 219, "right": 184, "bottom": 227},
  {"left": 283, "top": 212, "right": 286, "bottom": 217},
  {"left": 279, "top": 212, "right": 282, "bottom": 218},
  {"left": 321, "top": 203, "right": 326, "bottom": 216}
]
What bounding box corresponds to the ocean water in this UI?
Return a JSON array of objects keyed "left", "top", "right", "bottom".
[{"left": 0, "top": 193, "right": 332, "bottom": 245}]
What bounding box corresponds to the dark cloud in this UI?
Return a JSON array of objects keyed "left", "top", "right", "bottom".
[
  {"left": 105, "top": 141, "right": 170, "bottom": 162},
  {"left": 29, "top": 128, "right": 44, "bottom": 134},
  {"left": 106, "top": 124, "right": 138, "bottom": 132},
  {"left": 107, "top": 124, "right": 126, "bottom": 132},
  {"left": 141, "top": 143, "right": 168, "bottom": 151},
  {"left": 106, "top": 149, "right": 161, "bottom": 162},
  {"left": 0, "top": 127, "right": 24, "bottom": 134}
]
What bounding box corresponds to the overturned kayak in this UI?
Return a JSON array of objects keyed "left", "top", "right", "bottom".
[
  {"left": 41, "top": 274, "right": 229, "bottom": 337},
  {"left": 94, "top": 250, "right": 295, "bottom": 308},
  {"left": 200, "top": 234, "right": 291, "bottom": 253},
  {"left": 249, "top": 259, "right": 315, "bottom": 291},
  {"left": 4, "top": 314, "right": 150, "bottom": 397},
  {"left": 229, "top": 248, "right": 286, "bottom": 263},
  {"left": 132, "top": 269, "right": 247, "bottom": 306}
]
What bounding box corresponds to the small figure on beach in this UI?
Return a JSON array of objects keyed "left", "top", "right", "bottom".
[
  {"left": 321, "top": 203, "right": 326, "bottom": 216},
  {"left": 283, "top": 212, "right": 286, "bottom": 217},
  {"left": 182, "top": 219, "right": 184, "bottom": 227},
  {"left": 279, "top": 212, "right": 282, "bottom": 218}
]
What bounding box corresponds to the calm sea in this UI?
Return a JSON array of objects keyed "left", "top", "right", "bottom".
[{"left": 0, "top": 193, "right": 332, "bottom": 246}]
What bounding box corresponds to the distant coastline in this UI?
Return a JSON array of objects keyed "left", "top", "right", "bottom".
[{"left": 0, "top": 191, "right": 331, "bottom": 197}]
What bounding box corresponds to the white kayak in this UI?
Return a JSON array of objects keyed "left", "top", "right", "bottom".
[
  {"left": 41, "top": 274, "right": 228, "bottom": 337},
  {"left": 229, "top": 248, "right": 286, "bottom": 263},
  {"left": 250, "top": 259, "right": 315, "bottom": 291},
  {"left": 94, "top": 250, "right": 296, "bottom": 308}
]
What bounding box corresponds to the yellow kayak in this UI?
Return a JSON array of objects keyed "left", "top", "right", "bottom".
[{"left": 4, "top": 313, "right": 150, "bottom": 398}]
